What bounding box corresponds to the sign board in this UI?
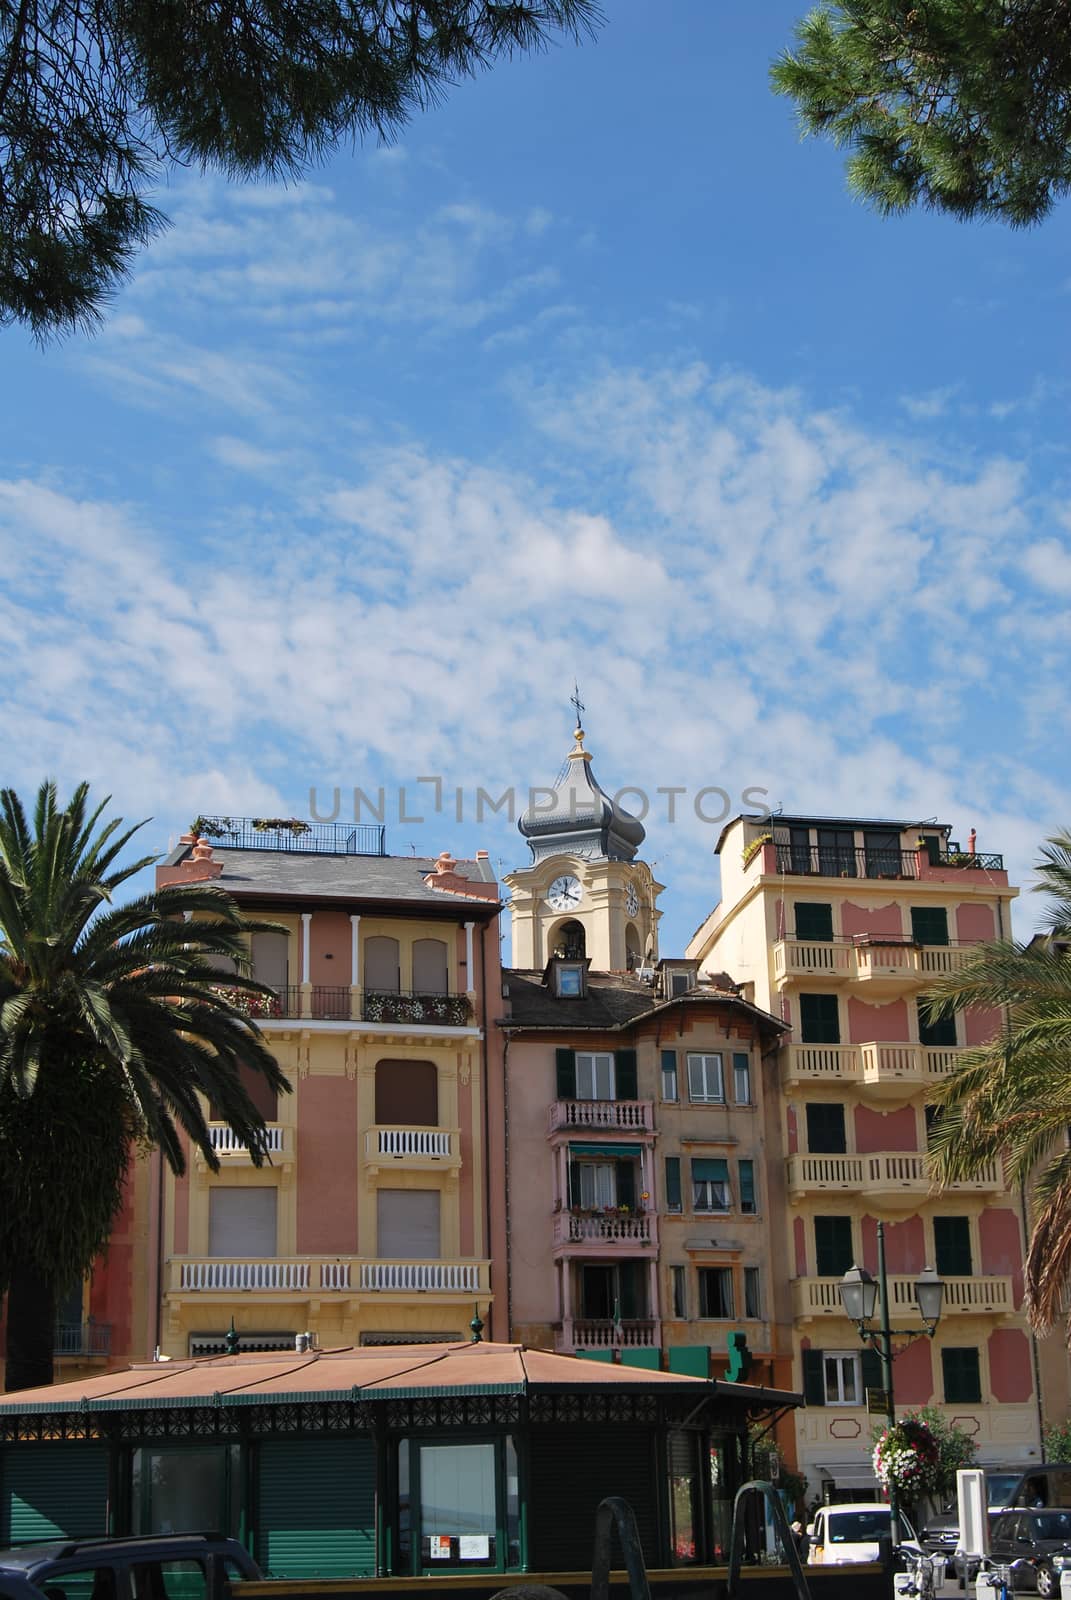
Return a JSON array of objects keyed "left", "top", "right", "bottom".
[
  {"left": 429, "top": 1536, "right": 451, "bottom": 1561},
  {"left": 866, "top": 1388, "right": 890, "bottom": 1414}
]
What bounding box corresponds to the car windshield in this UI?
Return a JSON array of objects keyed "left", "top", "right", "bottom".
[
  {"left": 829, "top": 1512, "right": 890, "bottom": 1543},
  {"left": 1032, "top": 1514, "right": 1071, "bottom": 1541}
]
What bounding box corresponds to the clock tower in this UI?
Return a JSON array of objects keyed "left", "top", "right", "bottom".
[{"left": 504, "top": 717, "right": 663, "bottom": 971}]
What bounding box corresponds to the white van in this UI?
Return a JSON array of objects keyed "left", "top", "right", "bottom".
[{"left": 808, "top": 1503, "right": 919, "bottom": 1564}]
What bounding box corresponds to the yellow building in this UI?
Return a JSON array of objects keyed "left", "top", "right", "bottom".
[{"left": 688, "top": 813, "right": 1042, "bottom": 1499}]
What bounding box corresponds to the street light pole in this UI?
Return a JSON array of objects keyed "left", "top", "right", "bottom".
[{"left": 876, "top": 1220, "right": 900, "bottom": 1548}]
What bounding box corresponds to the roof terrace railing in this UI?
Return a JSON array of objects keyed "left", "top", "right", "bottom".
[{"left": 192, "top": 816, "right": 386, "bottom": 855}]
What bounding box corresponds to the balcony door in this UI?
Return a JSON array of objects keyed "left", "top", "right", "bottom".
[
  {"left": 580, "top": 1261, "right": 643, "bottom": 1320},
  {"left": 375, "top": 1059, "right": 438, "bottom": 1126}
]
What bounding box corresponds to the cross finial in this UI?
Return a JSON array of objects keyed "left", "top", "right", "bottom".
[{"left": 570, "top": 682, "right": 585, "bottom": 727}]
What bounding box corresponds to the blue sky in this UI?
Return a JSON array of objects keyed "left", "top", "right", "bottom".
[{"left": 2, "top": 0, "right": 1069, "bottom": 958}]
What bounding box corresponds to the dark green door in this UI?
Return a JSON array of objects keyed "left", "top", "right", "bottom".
[
  {"left": 257, "top": 1437, "right": 376, "bottom": 1578},
  {"left": 1, "top": 1445, "right": 108, "bottom": 1542}
]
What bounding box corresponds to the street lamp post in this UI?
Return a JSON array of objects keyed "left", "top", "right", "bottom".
[{"left": 838, "top": 1221, "right": 944, "bottom": 1548}]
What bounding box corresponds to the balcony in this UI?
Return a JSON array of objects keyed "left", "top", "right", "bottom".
[
  {"left": 170, "top": 1256, "right": 490, "bottom": 1295},
  {"left": 364, "top": 1125, "right": 461, "bottom": 1171},
  {"left": 564, "top": 1318, "right": 661, "bottom": 1351},
  {"left": 786, "top": 1152, "right": 1003, "bottom": 1205},
  {"left": 793, "top": 1274, "right": 1015, "bottom": 1322},
  {"left": 782, "top": 1041, "right": 964, "bottom": 1094},
  {"left": 207, "top": 1123, "right": 287, "bottom": 1158},
  {"left": 774, "top": 844, "right": 920, "bottom": 880},
  {"left": 853, "top": 941, "right": 922, "bottom": 990},
  {"left": 547, "top": 1099, "right": 655, "bottom": 1136},
  {"left": 243, "top": 985, "right": 475, "bottom": 1029},
  {"left": 191, "top": 816, "right": 386, "bottom": 856},
  {"left": 54, "top": 1322, "right": 112, "bottom": 1358},
  {"left": 774, "top": 940, "right": 853, "bottom": 983},
  {"left": 552, "top": 1210, "right": 658, "bottom": 1253}
]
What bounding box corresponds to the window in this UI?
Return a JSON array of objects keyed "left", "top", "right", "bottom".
[
  {"left": 806, "top": 1101, "right": 847, "bottom": 1154},
  {"left": 744, "top": 1267, "right": 761, "bottom": 1320},
  {"left": 250, "top": 930, "right": 288, "bottom": 990},
  {"left": 934, "top": 1216, "right": 973, "bottom": 1277},
  {"left": 918, "top": 1000, "right": 957, "bottom": 1048},
  {"left": 817, "top": 827, "right": 856, "bottom": 877},
  {"left": 672, "top": 1264, "right": 688, "bottom": 1319},
  {"left": 412, "top": 938, "right": 449, "bottom": 994},
  {"left": 788, "top": 825, "right": 812, "bottom": 873},
  {"left": 814, "top": 1215, "right": 854, "bottom": 1277},
  {"left": 799, "top": 994, "right": 840, "bottom": 1044},
  {"left": 661, "top": 1050, "right": 679, "bottom": 1101},
  {"left": 132, "top": 1446, "right": 229, "bottom": 1535},
  {"left": 823, "top": 1351, "right": 862, "bottom": 1405},
  {"left": 796, "top": 902, "right": 834, "bottom": 942},
  {"left": 208, "top": 1187, "right": 277, "bottom": 1257},
  {"left": 418, "top": 1442, "right": 497, "bottom": 1567},
  {"left": 738, "top": 1160, "right": 757, "bottom": 1214},
  {"left": 555, "top": 963, "right": 584, "bottom": 997},
  {"left": 942, "top": 1346, "right": 982, "bottom": 1403},
  {"left": 665, "top": 1156, "right": 682, "bottom": 1213},
  {"left": 691, "top": 1157, "right": 730, "bottom": 1212},
  {"left": 576, "top": 1052, "right": 615, "bottom": 1100},
  {"left": 364, "top": 935, "right": 400, "bottom": 992},
  {"left": 377, "top": 1189, "right": 440, "bottom": 1258},
  {"left": 687, "top": 1053, "right": 724, "bottom": 1103},
  {"left": 863, "top": 829, "right": 901, "bottom": 878},
  {"left": 575, "top": 1161, "right": 616, "bottom": 1209},
  {"left": 670, "top": 972, "right": 692, "bottom": 997},
  {"left": 732, "top": 1053, "right": 752, "bottom": 1105},
  {"left": 911, "top": 906, "right": 949, "bottom": 947},
  {"left": 375, "top": 1059, "right": 438, "bottom": 1126},
  {"left": 698, "top": 1267, "right": 735, "bottom": 1318},
  {"left": 135, "top": 1562, "right": 208, "bottom": 1600}
]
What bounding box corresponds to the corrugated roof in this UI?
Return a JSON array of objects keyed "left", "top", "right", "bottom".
[{"left": 0, "top": 1341, "right": 776, "bottom": 1417}]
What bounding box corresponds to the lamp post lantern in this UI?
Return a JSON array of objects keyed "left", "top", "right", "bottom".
[{"left": 838, "top": 1220, "right": 944, "bottom": 1548}]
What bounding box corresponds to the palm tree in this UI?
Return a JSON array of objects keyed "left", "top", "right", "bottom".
[
  {"left": 0, "top": 781, "right": 289, "bottom": 1390},
  {"left": 925, "top": 829, "right": 1071, "bottom": 1334}
]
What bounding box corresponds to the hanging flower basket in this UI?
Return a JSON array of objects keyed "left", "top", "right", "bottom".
[{"left": 873, "top": 1416, "right": 942, "bottom": 1498}]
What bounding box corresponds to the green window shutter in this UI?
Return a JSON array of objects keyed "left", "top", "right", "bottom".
[
  {"left": 556, "top": 1048, "right": 577, "bottom": 1098},
  {"left": 934, "top": 1217, "right": 973, "bottom": 1277},
  {"left": 814, "top": 1215, "right": 854, "bottom": 1277},
  {"left": 802, "top": 1349, "right": 826, "bottom": 1406},
  {"left": 618, "top": 1260, "right": 641, "bottom": 1318},
  {"left": 616, "top": 1160, "right": 636, "bottom": 1209},
  {"left": 918, "top": 1001, "right": 957, "bottom": 1047},
  {"left": 796, "top": 903, "right": 834, "bottom": 941},
  {"left": 805, "top": 1101, "right": 846, "bottom": 1153},
  {"left": 861, "top": 1347, "right": 884, "bottom": 1394},
  {"left": 615, "top": 1049, "right": 638, "bottom": 1100},
  {"left": 799, "top": 993, "right": 841, "bottom": 1043},
  {"left": 258, "top": 1437, "right": 376, "bottom": 1577},
  {"left": 568, "top": 1158, "right": 580, "bottom": 1207},
  {"left": 2, "top": 1445, "right": 108, "bottom": 1542},
  {"left": 911, "top": 906, "right": 949, "bottom": 946},
  {"left": 942, "top": 1347, "right": 982, "bottom": 1404},
  {"left": 665, "top": 1156, "right": 682, "bottom": 1212},
  {"left": 692, "top": 1158, "right": 730, "bottom": 1183},
  {"left": 738, "top": 1159, "right": 756, "bottom": 1213}
]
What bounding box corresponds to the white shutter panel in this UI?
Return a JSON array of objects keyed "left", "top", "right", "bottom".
[{"left": 376, "top": 1190, "right": 440, "bottom": 1258}]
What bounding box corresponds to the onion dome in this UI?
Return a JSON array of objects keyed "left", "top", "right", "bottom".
[{"left": 518, "top": 723, "right": 646, "bottom": 863}]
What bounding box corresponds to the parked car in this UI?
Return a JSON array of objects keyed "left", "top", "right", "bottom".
[
  {"left": 923, "top": 1467, "right": 1055, "bottom": 1587},
  {"left": 986, "top": 1508, "right": 1071, "bottom": 1596},
  {"left": 0, "top": 1534, "right": 261, "bottom": 1600},
  {"left": 807, "top": 1503, "right": 920, "bottom": 1565}
]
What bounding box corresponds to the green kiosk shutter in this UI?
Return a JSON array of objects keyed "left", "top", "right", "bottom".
[
  {"left": 2, "top": 1445, "right": 108, "bottom": 1543},
  {"left": 257, "top": 1437, "right": 376, "bottom": 1578}
]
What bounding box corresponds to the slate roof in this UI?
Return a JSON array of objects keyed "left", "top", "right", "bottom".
[
  {"left": 161, "top": 845, "right": 500, "bottom": 911},
  {"left": 501, "top": 970, "right": 787, "bottom": 1036}
]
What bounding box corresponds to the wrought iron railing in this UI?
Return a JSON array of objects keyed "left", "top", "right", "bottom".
[
  {"left": 361, "top": 990, "right": 473, "bottom": 1026},
  {"left": 192, "top": 816, "right": 386, "bottom": 855},
  {"left": 54, "top": 1322, "right": 112, "bottom": 1357},
  {"left": 775, "top": 844, "right": 920, "bottom": 879},
  {"left": 937, "top": 849, "right": 1004, "bottom": 870}
]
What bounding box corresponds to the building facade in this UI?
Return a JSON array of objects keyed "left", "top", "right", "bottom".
[
  {"left": 502, "top": 724, "right": 793, "bottom": 1412},
  {"left": 144, "top": 821, "right": 506, "bottom": 1356},
  {"left": 688, "top": 813, "right": 1042, "bottom": 1498}
]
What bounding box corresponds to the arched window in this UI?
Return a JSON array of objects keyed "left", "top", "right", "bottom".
[
  {"left": 554, "top": 920, "right": 586, "bottom": 960},
  {"left": 375, "top": 1059, "right": 438, "bottom": 1126},
  {"left": 364, "top": 935, "right": 400, "bottom": 993},
  {"left": 625, "top": 923, "right": 641, "bottom": 970},
  {"left": 412, "top": 938, "right": 448, "bottom": 995}
]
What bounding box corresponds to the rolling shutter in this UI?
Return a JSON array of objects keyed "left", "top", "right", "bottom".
[
  {"left": 377, "top": 1190, "right": 440, "bottom": 1258},
  {"left": 528, "top": 1428, "right": 659, "bottom": 1570},
  {"left": 2, "top": 1445, "right": 108, "bottom": 1543},
  {"left": 257, "top": 1438, "right": 375, "bottom": 1578},
  {"left": 614, "top": 1051, "right": 638, "bottom": 1100},
  {"left": 556, "top": 1049, "right": 577, "bottom": 1098}
]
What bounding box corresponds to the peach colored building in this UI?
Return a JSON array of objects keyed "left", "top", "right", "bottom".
[
  {"left": 688, "top": 813, "right": 1042, "bottom": 1499},
  {"left": 141, "top": 820, "right": 507, "bottom": 1357},
  {"left": 501, "top": 723, "right": 794, "bottom": 1429}
]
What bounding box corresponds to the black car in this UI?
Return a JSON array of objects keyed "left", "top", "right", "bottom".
[
  {"left": 987, "top": 1508, "right": 1071, "bottom": 1596},
  {"left": 0, "top": 1533, "right": 261, "bottom": 1600}
]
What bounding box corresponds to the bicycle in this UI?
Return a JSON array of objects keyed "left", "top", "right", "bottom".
[
  {"left": 977, "top": 1558, "right": 1015, "bottom": 1600},
  {"left": 894, "top": 1545, "right": 944, "bottom": 1600}
]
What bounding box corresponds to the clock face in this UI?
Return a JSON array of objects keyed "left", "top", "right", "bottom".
[
  {"left": 625, "top": 882, "right": 640, "bottom": 918},
  {"left": 547, "top": 874, "right": 582, "bottom": 912}
]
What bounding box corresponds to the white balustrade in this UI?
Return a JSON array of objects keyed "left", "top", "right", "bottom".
[
  {"left": 549, "top": 1099, "right": 654, "bottom": 1132},
  {"left": 373, "top": 1128, "right": 453, "bottom": 1159},
  {"left": 209, "top": 1124, "right": 284, "bottom": 1155},
  {"left": 360, "top": 1261, "right": 481, "bottom": 1293},
  {"left": 320, "top": 1262, "right": 351, "bottom": 1291},
  {"left": 180, "top": 1260, "right": 309, "bottom": 1291}
]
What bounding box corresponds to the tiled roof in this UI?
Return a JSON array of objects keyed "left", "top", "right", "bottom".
[
  {"left": 161, "top": 846, "right": 499, "bottom": 910},
  {"left": 501, "top": 971, "right": 787, "bottom": 1035}
]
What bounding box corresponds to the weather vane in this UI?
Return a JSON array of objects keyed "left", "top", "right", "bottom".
[{"left": 570, "top": 681, "right": 585, "bottom": 727}]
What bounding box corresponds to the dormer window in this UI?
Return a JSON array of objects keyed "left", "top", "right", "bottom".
[{"left": 555, "top": 962, "right": 585, "bottom": 998}]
